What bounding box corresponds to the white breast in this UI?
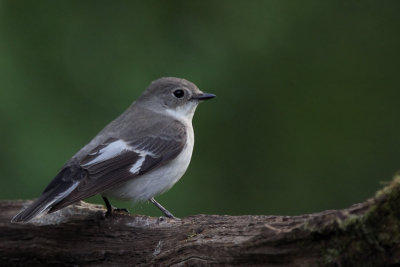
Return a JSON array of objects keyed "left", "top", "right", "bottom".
[{"left": 103, "top": 124, "right": 194, "bottom": 202}]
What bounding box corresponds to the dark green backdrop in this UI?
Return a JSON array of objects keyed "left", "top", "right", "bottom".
[{"left": 1, "top": 1, "right": 400, "bottom": 217}]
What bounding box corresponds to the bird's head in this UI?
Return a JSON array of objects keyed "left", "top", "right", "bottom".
[{"left": 138, "top": 77, "right": 215, "bottom": 121}]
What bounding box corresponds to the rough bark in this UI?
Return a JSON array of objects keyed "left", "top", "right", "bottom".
[{"left": 2, "top": 177, "right": 400, "bottom": 266}]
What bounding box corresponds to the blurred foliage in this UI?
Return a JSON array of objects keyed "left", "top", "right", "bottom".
[{"left": 1, "top": 1, "right": 400, "bottom": 217}]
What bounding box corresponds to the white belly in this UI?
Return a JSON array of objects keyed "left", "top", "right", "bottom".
[{"left": 103, "top": 127, "right": 194, "bottom": 202}]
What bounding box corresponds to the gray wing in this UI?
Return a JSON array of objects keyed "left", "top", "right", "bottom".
[
  {"left": 12, "top": 121, "right": 186, "bottom": 222},
  {"left": 50, "top": 124, "right": 186, "bottom": 212}
]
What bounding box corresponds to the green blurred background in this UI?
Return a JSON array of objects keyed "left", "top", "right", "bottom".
[{"left": 1, "top": 1, "right": 400, "bottom": 217}]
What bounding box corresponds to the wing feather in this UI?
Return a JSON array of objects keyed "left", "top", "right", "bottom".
[{"left": 49, "top": 121, "right": 186, "bottom": 212}]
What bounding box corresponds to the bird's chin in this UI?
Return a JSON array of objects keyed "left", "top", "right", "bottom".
[{"left": 165, "top": 104, "right": 197, "bottom": 122}]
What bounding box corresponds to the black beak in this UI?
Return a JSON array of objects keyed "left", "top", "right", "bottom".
[{"left": 192, "top": 93, "right": 216, "bottom": 101}]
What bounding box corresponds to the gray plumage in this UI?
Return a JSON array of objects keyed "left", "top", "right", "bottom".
[{"left": 12, "top": 77, "right": 215, "bottom": 222}]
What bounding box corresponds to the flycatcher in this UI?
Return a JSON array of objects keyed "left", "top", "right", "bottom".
[{"left": 12, "top": 77, "right": 215, "bottom": 222}]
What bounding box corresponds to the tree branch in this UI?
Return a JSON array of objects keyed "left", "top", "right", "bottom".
[{"left": 2, "top": 177, "right": 400, "bottom": 266}]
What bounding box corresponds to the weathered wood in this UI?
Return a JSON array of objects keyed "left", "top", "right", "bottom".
[{"left": 2, "top": 177, "right": 400, "bottom": 266}]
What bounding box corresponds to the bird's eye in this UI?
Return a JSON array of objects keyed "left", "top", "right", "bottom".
[{"left": 173, "top": 89, "right": 185, "bottom": 98}]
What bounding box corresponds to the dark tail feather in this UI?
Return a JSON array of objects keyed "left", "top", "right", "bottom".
[
  {"left": 11, "top": 180, "right": 80, "bottom": 223},
  {"left": 12, "top": 164, "right": 84, "bottom": 223},
  {"left": 11, "top": 191, "right": 59, "bottom": 222}
]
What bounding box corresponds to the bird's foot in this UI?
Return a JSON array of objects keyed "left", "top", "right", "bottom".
[
  {"left": 150, "top": 197, "right": 180, "bottom": 220},
  {"left": 113, "top": 207, "right": 129, "bottom": 214},
  {"left": 162, "top": 210, "right": 179, "bottom": 220},
  {"left": 102, "top": 196, "right": 130, "bottom": 217},
  {"left": 105, "top": 208, "right": 129, "bottom": 217}
]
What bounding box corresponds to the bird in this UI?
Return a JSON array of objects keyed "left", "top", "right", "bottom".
[{"left": 12, "top": 77, "right": 215, "bottom": 222}]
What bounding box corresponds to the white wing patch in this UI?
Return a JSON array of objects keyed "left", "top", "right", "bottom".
[
  {"left": 82, "top": 140, "right": 129, "bottom": 166},
  {"left": 81, "top": 139, "right": 156, "bottom": 175},
  {"left": 130, "top": 154, "right": 146, "bottom": 174}
]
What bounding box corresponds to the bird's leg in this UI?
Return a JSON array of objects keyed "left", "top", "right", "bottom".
[
  {"left": 102, "top": 196, "right": 129, "bottom": 216},
  {"left": 102, "top": 196, "right": 113, "bottom": 216},
  {"left": 150, "top": 197, "right": 178, "bottom": 219}
]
